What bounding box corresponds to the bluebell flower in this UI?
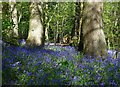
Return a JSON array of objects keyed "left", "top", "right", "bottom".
[
  {"left": 19, "top": 39, "right": 26, "bottom": 46},
  {"left": 35, "top": 61, "right": 42, "bottom": 66},
  {"left": 2, "top": 44, "right": 120, "bottom": 85},
  {"left": 28, "top": 79, "right": 34, "bottom": 85},
  {"left": 117, "top": 52, "right": 120, "bottom": 58},
  {"left": 108, "top": 67, "right": 113, "bottom": 72},
  {"left": 77, "top": 64, "right": 85, "bottom": 69},
  {"left": 27, "top": 72, "right": 32, "bottom": 76},
  {"left": 100, "top": 82, "right": 105, "bottom": 86},
  {"left": 45, "top": 57, "right": 51, "bottom": 63},
  {"left": 38, "top": 69, "right": 43, "bottom": 73},
  {"left": 108, "top": 50, "right": 117, "bottom": 58},
  {"left": 11, "top": 61, "right": 20, "bottom": 67},
  {"left": 110, "top": 80, "right": 117, "bottom": 85}
]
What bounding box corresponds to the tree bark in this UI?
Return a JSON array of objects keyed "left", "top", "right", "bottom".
[
  {"left": 9, "top": 0, "right": 18, "bottom": 38},
  {"left": 117, "top": 2, "right": 120, "bottom": 48},
  {"left": 71, "top": 2, "right": 80, "bottom": 39},
  {"left": 26, "top": 1, "right": 44, "bottom": 47},
  {"left": 0, "top": 1, "right": 2, "bottom": 40},
  {"left": 78, "top": 2, "right": 84, "bottom": 51},
  {"left": 44, "top": 2, "right": 49, "bottom": 43},
  {"left": 79, "top": 1, "right": 107, "bottom": 58},
  {"left": 0, "top": 1, "right": 2, "bottom": 20}
]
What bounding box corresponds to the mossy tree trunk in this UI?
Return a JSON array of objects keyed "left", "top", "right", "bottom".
[
  {"left": 8, "top": 0, "right": 19, "bottom": 46},
  {"left": 79, "top": 1, "right": 107, "bottom": 58},
  {"left": 26, "top": 1, "right": 45, "bottom": 47}
]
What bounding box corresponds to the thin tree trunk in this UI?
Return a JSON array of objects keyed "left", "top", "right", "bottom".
[
  {"left": 9, "top": 0, "right": 18, "bottom": 38},
  {"left": 71, "top": 2, "right": 80, "bottom": 39},
  {"left": 0, "top": 1, "right": 2, "bottom": 20},
  {"left": 54, "top": 23, "right": 56, "bottom": 45},
  {"left": 0, "top": 1, "right": 2, "bottom": 40},
  {"left": 44, "top": 2, "right": 49, "bottom": 44},
  {"left": 78, "top": 2, "right": 84, "bottom": 51},
  {"left": 78, "top": 2, "right": 83, "bottom": 41},
  {"left": 71, "top": 17, "right": 75, "bottom": 39},
  {"left": 117, "top": 2, "right": 120, "bottom": 48},
  {"left": 56, "top": 20, "right": 59, "bottom": 43},
  {"left": 54, "top": 20, "right": 59, "bottom": 45},
  {"left": 75, "top": 2, "right": 80, "bottom": 37},
  {"left": 45, "top": 22, "right": 49, "bottom": 43},
  {"left": 60, "top": 17, "right": 64, "bottom": 44}
]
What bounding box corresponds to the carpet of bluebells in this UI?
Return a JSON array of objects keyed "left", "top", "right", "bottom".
[{"left": 2, "top": 40, "right": 120, "bottom": 86}]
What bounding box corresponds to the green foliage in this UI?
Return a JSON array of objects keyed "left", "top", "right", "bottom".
[
  {"left": 46, "top": 2, "right": 75, "bottom": 42},
  {"left": 103, "top": 2, "right": 120, "bottom": 50},
  {"left": 2, "top": 2, "right": 120, "bottom": 49},
  {"left": 2, "top": 2, "right": 19, "bottom": 45},
  {"left": 17, "top": 2, "right": 29, "bottom": 39}
]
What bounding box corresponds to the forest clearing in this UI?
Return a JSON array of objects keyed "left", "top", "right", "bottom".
[{"left": 1, "top": 1, "right": 120, "bottom": 86}]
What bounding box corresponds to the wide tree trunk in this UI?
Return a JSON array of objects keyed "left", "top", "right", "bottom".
[
  {"left": 26, "top": 1, "right": 44, "bottom": 47},
  {"left": 79, "top": 1, "right": 107, "bottom": 58}
]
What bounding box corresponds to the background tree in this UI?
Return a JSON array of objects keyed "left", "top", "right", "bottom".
[
  {"left": 9, "top": 0, "right": 18, "bottom": 38},
  {"left": 2, "top": 2, "right": 119, "bottom": 53},
  {"left": 71, "top": 2, "right": 80, "bottom": 39},
  {"left": 78, "top": 1, "right": 107, "bottom": 57},
  {"left": 26, "top": 1, "right": 45, "bottom": 47},
  {"left": 0, "top": 1, "right": 2, "bottom": 40},
  {"left": 2, "top": 2, "right": 19, "bottom": 45},
  {"left": 47, "top": 2, "right": 75, "bottom": 45}
]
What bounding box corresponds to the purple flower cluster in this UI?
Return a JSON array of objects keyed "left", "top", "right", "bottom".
[{"left": 2, "top": 43, "right": 120, "bottom": 85}]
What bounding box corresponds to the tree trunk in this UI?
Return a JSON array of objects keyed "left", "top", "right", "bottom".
[
  {"left": 9, "top": 0, "right": 18, "bottom": 38},
  {"left": 117, "top": 2, "right": 120, "bottom": 48},
  {"left": 0, "top": 1, "right": 2, "bottom": 20},
  {"left": 44, "top": 2, "right": 49, "bottom": 44},
  {"left": 60, "top": 17, "right": 64, "bottom": 44},
  {"left": 0, "top": 1, "right": 2, "bottom": 40},
  {"left": 54, "top": 20, "right": 59, "bottom": 44},
  {"left": 54, "top": 23, "right": 56, "bottom": 45},
  {"left": 26, "top": 1, "right": 44, "bottom": 47},
  {"left": 78, "top": 2, "right": 84, "bottom": 51},
  {"left": 71, "top": 2, "right": 80, "bottom": 39},
  {"left": 79, "top": 1, "right": 107, "bottom": 58},
  {"left": 45, "top": 22, "right": 49, "bottom": 43}
]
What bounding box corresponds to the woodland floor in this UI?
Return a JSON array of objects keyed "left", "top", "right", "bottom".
[{"left": 2, "top": 42, "right": 120, "bottom": 85}]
